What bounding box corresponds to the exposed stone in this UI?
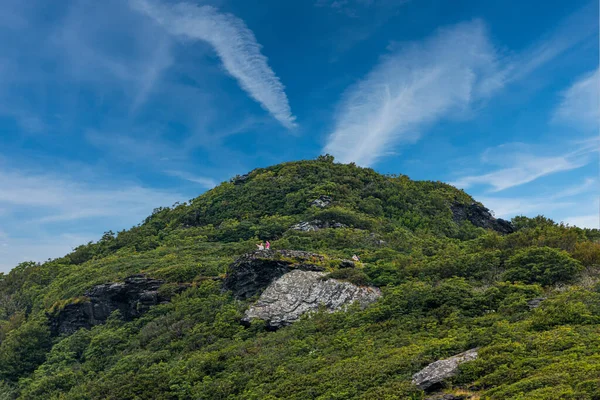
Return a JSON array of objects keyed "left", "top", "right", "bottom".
[
  {"left": 290, "top": 219, "right": 347, "bottom": 232},
  {"left": 231, "top": 173, "right": 250, "bottom": 185},
  {"left": 412, "top": 348, "right": 479, "bottom": 390},
  {"left": 49, "top": 275, "right": 185, "bottom": 336},
  {"left": 339, "top": 260, "right": 356, "bottom": 269},
  {"left": 242, "top": 269, "right": 381, "bottom": 329},
  {"left": 451, "top": 202, "right": 514, "bottom": 234},
  {"left": 369, "top": 232, "right": 386, "bottom": 246},
  {"left": 223, "top": 250, "right": 326, "bottom": 300},
  {"left": 310, "top": 195, "right": 332, "bottom": 208},
  {"left": 527, "top": 297, "right": 546, "bottom": 309},
  {"left": 425, "top": 395, "right": 467, "bottom": 400}
]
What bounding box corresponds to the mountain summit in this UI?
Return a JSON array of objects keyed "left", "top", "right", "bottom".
[{"left": 0, "top": 158, "right": 598, "bottom": 399}]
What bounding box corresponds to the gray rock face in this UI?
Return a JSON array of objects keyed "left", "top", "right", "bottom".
[
  {"left": 425, "top": 395, "right": 467, "bottom": 400},
  {"left": 527, "top": 297, "right": 546, "bottom": 309},
  {"left": 290, "top": 219, "right": 346, "bottom": 232},
  {"left": 231, "top": 173, "right": 250, "bottom": 184},
  {"left": 310, "top": 195, "right": 332, "bottom": 208},
  {"left": 223, "top": 250, "right": 326, "bottom": 300},
  {"left": 451, "top": 203, "right": 514, "bottom": 234},
  {"left": 339, "top": 260, "right": 356, "bottom": 269},
  {"left": 48, "top": 275, "right": 185, "bottom": 336},
  {"left": 242, "top": 269, "right": 381, "bottom": 329},
  {"left": 412, "top": 348, "right": 479, "bottom": 390}
]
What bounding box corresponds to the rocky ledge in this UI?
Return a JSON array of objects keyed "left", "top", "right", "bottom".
[
  {"left": 223, "top": 250, "right": 326, "bottom": 300},
  {"left": 49, "top": 275, "right": 185, "bottom": 336},
  {"left": 451, "top": 202, "right": 514, "bottom": 234},
  {"left": 242, "top": 269, "right": 381, "bottom": 329},
  {"left": 412, "top": 348, "right": 479, "bottom": 390},
  {"left": 290, "top": 220, "right": 347, "bottom": 232}
]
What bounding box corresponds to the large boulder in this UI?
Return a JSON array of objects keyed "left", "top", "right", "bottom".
[
  {"left": 49, "top": 275, "right": 185, "bottom": 336},
  {"left": 310, "top": 195, "right": 332, "bottom": 208},
  {"left": 412, "top": 348, "right": 479, "bottom": 390},
  {"left": 223, "top": 250, "right": 326, "bottom": 300},
  {"left": 451, "top": 203, "right": 513, "bottom": 234},
  {"left": 242, "top": 269, "right": 381, "bottom": 329}
]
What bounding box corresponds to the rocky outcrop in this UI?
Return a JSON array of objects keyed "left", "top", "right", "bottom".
[
  {"left": 310, "top": 195, "right": 332, "bottom": 208},
  {"left": 231, "top": 173, "right": 250, "bottom": 184},
  {"left": 412, "top": 348, "right": 479, "bottom": 390},
  {"left": 451, "top": 203, "right": 514, "bottom": 234},
  {"left": 223, "top": 250, "right": 326, "bottom": 300},
  {"left": 527, "top": 297, "right": 546, "bottom": 309},
  {"left": 338, "top": 260, "right": 356, "bottom": 269},
  {"left": 242, "top": 269, "right": 381, "bottom": 329},
  {"left": 49, "top": 275, "right": 184, "bottom": 336},
  {"left": 290, "top": 219, "right": 346, "bottom": 232},
  {"left": 425, "top": 395, "right": 469, "bottom": 400}
]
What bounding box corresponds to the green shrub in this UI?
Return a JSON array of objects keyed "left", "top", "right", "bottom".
[
  {"left": 323, "top": 268, "right": 372, "bottom": 286},
  {"left": 504, "top": 247, "right": 583, "bottom": 286}
]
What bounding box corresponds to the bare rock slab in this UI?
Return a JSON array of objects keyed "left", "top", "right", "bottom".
[
  {"left": 242, "top": 269, "right": 381, "bottom": 329},
  {"left": 412, "top": 348, "right": 479, "bottom": 390}
]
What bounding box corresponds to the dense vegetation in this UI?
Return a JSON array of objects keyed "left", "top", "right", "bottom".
[{"left": 1, "top": 157, "right": 599, "bottom": 399}]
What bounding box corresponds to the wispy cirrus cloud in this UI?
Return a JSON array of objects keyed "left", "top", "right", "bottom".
[
  {"left": 562, "top": 214, "right": 599, "bottom": 229},
  {"left": 165, "top": 170, "right": 218, "bottom": 188},
  {"left": 450, "top": 141, "right": 597, "bottom": 192},
  {"left": 477, "top": 177, "right": 598, "bottom": 228},
  {"left": 554, "top": 68, "right": 599, "bottom": 130},
  {"left": 131, "top": 0, "right": 297, "bottom": 129},
  {"left": 324, "top": 20, "right": 504, "bottom": 166},
  {"left": 315, "top": 0, "right": 410, "bottom": 18},
  {"left": 0, "top": 166, "right": 190, "bottom": 272},
  {"left": 504, "top": 2, "right": 598, "bottom": 83},
  {"left": 0, "top": 168, "right": 184, "bottom": 223},
  {"left": 324, "top": 3, "right": 597, "bottom": 166}
]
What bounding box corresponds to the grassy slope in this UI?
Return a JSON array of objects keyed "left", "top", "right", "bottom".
[{"left": 0, "top": 158, "right": 599, "bottom": 399}]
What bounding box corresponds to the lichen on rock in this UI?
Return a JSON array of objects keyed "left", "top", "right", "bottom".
[
  {"left": 242, "top": 269, "right": 381, "bottom": 329},
  {"left": 48, "top": 275, "right": 186, "bottom": 336},
  {"left": 412, "top": 348, "right": 479, "bottom": 390}
]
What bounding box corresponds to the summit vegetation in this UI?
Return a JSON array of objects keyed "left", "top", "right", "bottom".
[{"left": 1, "top": 157, "right": 599, "bottom": 399}]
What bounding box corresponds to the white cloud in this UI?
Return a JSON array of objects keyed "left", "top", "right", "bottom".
[
  {"left": 478, "top": 196, "right": 575, "bottom": 219},
  {"left": 0, "top": 169, "right": 184, "bottom": 222},
  {"left": 324, "top": 3, "right": 597, "bottom": 166},
  {"left": 53, "top": 0, "right": 174, "bottom": 112},
  {"left": 165, "top": 170, "right": 218, "bottom": 188},
  {"left": 555, "top": 177, "right": 597, "bottom": 198},
  {"left": 476, "top": 178, "right": 598, "bottom": 228},
  {"left": 505, "top": 2, "right": 598, "bottom": 83},
  {"left": 562, "top": 214, "right": 599, "bottom": 229},
  {"left": 0, "top": 233, "right": 94, "bottom": 273},
  {"left": 131, "top": 0, "right": 297, "bottom": 129},
  {"left": 324, "top": 20, "right": 504, "bottom": 166},
  {"left": 450, "top": 142, "right": 596, "bottom": 192},
  {"left": 0, "top": 167, "right": 190, "bottom": 272},
  {"left": 554, "top": 69, "right": 599, "bottom": 129}
]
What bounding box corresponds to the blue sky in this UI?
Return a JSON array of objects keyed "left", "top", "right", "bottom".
[{"left": 0, "top": 0, "right": 598, "bottom": 272}]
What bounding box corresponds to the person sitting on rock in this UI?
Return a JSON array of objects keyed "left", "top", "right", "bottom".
[
  {"left": 256, "top": 242, "right": 265, "bottom": 250},
  {"left": 352, "top": 254, "right": 360, "bottom": 262},
  {"left": 265, "top": 240, "right": 271, "bottom": 250}
]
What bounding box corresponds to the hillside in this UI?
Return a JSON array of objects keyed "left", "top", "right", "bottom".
[{"left": 1, "top": 157, "right": 599, "bottom": 400}]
